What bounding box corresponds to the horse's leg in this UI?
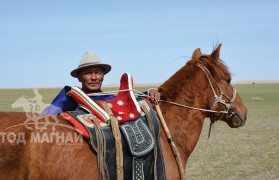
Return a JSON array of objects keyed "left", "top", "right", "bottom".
[{"left": 160, "top": 131, "right": 181, "bottom": 179}]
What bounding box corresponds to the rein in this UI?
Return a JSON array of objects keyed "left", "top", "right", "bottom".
[{"left": 88, "top": 64, "right": 237, "bottom": 115}]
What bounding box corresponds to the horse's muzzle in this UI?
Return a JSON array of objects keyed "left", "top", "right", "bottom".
[{"left": 228, "top": 112, "right": 246, "bottom": 128}]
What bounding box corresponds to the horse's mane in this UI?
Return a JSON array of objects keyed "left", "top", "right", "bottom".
[{"left": 159, "top": 45, "right": 231, "bottom": 100}]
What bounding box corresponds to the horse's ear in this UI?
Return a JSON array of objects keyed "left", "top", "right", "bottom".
[
  {"left": 192, "top": 48, "right": 202, "bottom": 60},
  {"left": 211, "top": 44, "right": 222, "bottom": 60}
]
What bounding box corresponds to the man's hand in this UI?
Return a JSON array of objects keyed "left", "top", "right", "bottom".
[{"left": 148, "top": 88, "right": 160, "bottom": 102}]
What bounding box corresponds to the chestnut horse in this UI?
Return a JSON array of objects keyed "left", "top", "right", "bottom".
[{"left": 0, "top": 44, "right": 247, "bottom": 179}]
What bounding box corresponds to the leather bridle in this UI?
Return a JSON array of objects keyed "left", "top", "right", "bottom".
[{"left": 197, "top": 63, "right": 237, "bottom": 119}]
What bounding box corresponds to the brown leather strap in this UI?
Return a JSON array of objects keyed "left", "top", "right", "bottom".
[
  {"left": 90, "top": 116, "right": 107, "bottom": 180},
  {"left": 141, "top": 104, "right": 158, "bottom": 180},
  {"left": 99, "top": 101, "right": 124, "bottom": 180}
]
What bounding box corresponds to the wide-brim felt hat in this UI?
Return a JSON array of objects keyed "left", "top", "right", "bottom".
[{"left": 70, "top": 51, "right": 111, "bottom": 78}]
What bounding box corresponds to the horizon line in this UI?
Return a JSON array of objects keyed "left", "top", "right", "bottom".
[{"left": 0, "top": 80, "right": 279, "bottom": 90}]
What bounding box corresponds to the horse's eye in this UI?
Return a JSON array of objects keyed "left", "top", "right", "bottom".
[{"left": 227, "top": 78, "right": 231, "bottom": 84}]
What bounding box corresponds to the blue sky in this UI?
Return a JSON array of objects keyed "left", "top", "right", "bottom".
[{"left": 1, "top": 0, "right": 278, "bottom": 88}]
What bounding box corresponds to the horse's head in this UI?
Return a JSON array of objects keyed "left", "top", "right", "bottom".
[
  {"left": 11, "top": 95, "right": 31, "bottom": 111},
  {"left": 193, "top": 44, "right": 247, "bottom": 128}
]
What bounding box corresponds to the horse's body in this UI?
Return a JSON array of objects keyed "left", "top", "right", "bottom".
[{"left": 0, "top": 44, "right": 247, "bottom": 179}]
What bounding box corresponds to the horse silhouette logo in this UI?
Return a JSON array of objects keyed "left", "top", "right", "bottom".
[{"left": 11, "top": 89, "right": 58, "bottom": 131}]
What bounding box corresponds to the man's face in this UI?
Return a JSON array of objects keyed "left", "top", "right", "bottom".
[{"left": 78, "top": 67, "right": 105, "bottom": 93}]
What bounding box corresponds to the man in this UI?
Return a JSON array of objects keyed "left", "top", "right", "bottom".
[{"left": 43, "top": 52, "right": 160, "bottom": 115}]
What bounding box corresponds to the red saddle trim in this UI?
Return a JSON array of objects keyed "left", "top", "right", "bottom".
[
  {"left": 60, "top": 112, "right": 90, "bottom": 138},
  {"left": 60, "top": 112, "right": 106, "bottom": 138}
]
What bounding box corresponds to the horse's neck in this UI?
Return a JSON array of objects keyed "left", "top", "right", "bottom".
[{"left": 159, "top": 72, "right": 207, "bottom": 168}]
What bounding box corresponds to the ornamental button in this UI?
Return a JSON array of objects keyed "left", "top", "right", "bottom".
[
  {"left": 107, "top": 103, "right": 113, "bottom": 108},
  {"left": 129, "top": 113, "right": 135, "bottom": 118},
  {"left": 117, "top": 100, "right": 124, "bottom": 106},
  {"left": 116, "top": 116, "right": 123, "bottom": 121}
]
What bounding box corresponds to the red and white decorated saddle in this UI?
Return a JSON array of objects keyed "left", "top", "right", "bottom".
[{"left": 61, "top": 73, "right": 150, "bottom": 138}]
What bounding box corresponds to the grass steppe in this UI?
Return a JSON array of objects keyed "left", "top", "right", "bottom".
[
  {"left": 187, "top": 83, "right": 279, "bottom": 180},
  {"left": 0, "top": 84, "right": 278, "bottom": 179}
]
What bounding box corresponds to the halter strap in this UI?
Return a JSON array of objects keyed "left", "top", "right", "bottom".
[{"left": 197, "top": 64, "right": 236, "bottom": 114}]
